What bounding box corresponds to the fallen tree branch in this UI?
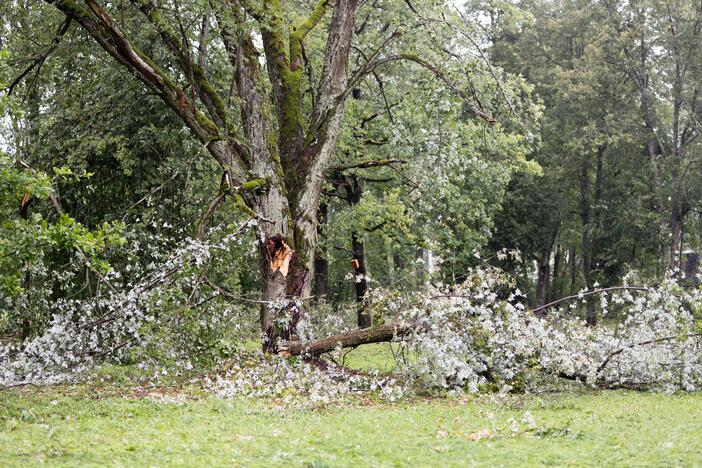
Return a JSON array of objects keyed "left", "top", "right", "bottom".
[
  {"left": 530, "top": 286, "right": 651, "bottom": 316},
  {"left": 203, "top": 275, "right": 316, "bottom": 304},
  {"left": 596, "top": 333, "right": 702, "bottom": 375},
  {"left": 279, "top": 323, "right": 411, "bottom": 356},
  {"left": 277, "top": 285, "right": 676, "bottom": 364}
]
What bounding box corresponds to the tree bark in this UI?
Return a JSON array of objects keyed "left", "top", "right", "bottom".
[
  {"left": 569, "top": 247, "right": 577, "bottom": 294},
  {"left": 535, "top": 226, "right": 557, "bottom": 306},
  {"left": 313, "top": 202, "right": 329, "bottom": 302},
  {"left": 550, "top": 244, "right": 561, "bottom": 302},
  {"left": 19, "top": 194, "right": 32, "bottom": 340},
  {"left": 280, "top": 323, "right": 409, "bottom": 356},
  {"left": 670, "top": 164, "right": 683, "bottom": 270},
  {"left": 342, "top": 174, "right": 370, "bottom": 328},
  {"left": 669, "top": 72, "right": 683, "bottom": 270},
  {"left": 352, "top": 231, "right": 371, "bottom": 328},
  {"left": 579, "top": 152, "right": 596, "bottom": 325},
  {"left": 535, "top": 252, "right": 550, "bottom": 307}
]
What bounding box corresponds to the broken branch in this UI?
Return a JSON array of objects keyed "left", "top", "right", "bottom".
[
  {"left": 279, "top": 323, "right": 411, "bottom": 356},
  {"left": 328, "top": 158, "right": 404, "bottom": 172}
]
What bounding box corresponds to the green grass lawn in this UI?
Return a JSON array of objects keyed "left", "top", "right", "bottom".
[{"left": 1, "top": 387, "right": 701, "bottom": 467}]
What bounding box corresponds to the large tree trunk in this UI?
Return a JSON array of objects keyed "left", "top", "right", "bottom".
[
  {"left": 255, "top": 198, "right": 302, "bottom": 352},
  {"left": 281, "top": 323, "right": 410, "bottom": 356}
]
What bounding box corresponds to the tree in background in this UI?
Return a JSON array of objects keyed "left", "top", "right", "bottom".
[
  {"left": 477, "top": 0, "right": 702, "bottom": 323},
  {"left": 2, "top": 0, "right": 535, "bottom": 349}
]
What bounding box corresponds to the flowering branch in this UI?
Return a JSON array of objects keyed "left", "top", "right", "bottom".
[{"left": 530, "top": 286, "right": 652, "bottom": 316}]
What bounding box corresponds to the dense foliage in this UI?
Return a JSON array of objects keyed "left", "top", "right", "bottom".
[{"left": 0, "top": 0, "right": 701, "bottom": 396}]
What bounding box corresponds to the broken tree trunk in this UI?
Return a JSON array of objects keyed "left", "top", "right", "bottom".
[{"left": 280, "top": 323, "right": 411, "bottom": 356}]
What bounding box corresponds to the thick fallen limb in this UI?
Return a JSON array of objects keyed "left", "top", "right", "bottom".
[{"left": 280, "top": 323, "right": 411, "bottom": 356}]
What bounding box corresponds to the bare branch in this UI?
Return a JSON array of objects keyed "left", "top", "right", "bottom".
[
  {"left": 597, "top": 333, "right": 702, "bottom": 375},
  {"left": 197, "top": 6, "right": 211, "bottom": 72},
  {"left": 195, "top": 191, "right": 227, "bottom": 240},
  {"left": 530, "top": 286, "right": 652, "bottom": 316},
  {"left": 328, "top": 158, "right": 404, "bottom": 172}
]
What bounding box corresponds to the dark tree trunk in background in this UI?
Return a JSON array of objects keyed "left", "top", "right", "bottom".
[
  {"left": 593, "top": 147, "right": 604, "bottom": 251},
  {"left": 346, "top": 176, "right": 370, "bottom": 328},
  {"left": 569, "top": 248, "right": 577, "bottom": 294},
  {"left": 313, "top": 249, "right": 330, "bottom": 302},
  {"left": 646, "top": 138, "right": 666, "bottom": 272},
  {"left": 314, "top": 202, "right": 329, "bottom": 302},
  {"left": 670, "top": 162, "right": 683, "bottom": 269},
  {"left": 328, "top": 170, "right": 371, "bottom": 328},
  {"left": 535, "top": 252, "right": 550, "bottom": 307},
  {"left": 393, "top": 252, "right": 404, "bottom": 271},
  {"left": 550, "top": 244, "right": 562, "bottom": 302},
  {"left": 19, "top": 193, "right": 32, "bottom": 340},
  {"left": 352, "top": 231, "right": 370, "bottom": 328},
  {"left": 669, "top": 85, "right": 683, "bottom": 270},
  {"left": 682, "top": 250, "right": 700, "bottom": 287},
  {"left": 579, "top": 152, "right": 596, "bottom": 326},
  {"left": 535, "top": 226, "right": 557, "bottom": 307}
]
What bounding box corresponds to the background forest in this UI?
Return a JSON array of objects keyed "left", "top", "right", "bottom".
[{"left": 0, "top": 0, "right": 701, "bottom": 391}]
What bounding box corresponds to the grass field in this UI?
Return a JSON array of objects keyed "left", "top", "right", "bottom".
[
  {"left": 1, "top": 345, "right": 701, "bottom": 467},
  {"left": 3, "top": 387, "right": 702, "bottom": 466}
]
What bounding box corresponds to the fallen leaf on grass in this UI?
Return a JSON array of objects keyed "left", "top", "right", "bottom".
[{"left": 468, "top": 429, "right": 493, "bottom": 441}]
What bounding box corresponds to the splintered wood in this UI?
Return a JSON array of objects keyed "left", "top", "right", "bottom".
[{"left": 266, "top": 236, "right": 294, "bottom": 277}]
